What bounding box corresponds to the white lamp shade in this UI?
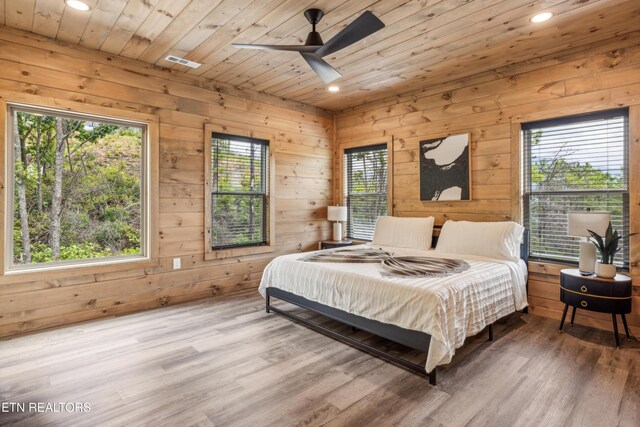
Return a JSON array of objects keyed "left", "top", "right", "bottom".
[
  {"left": 327, "top": 206, "right": 347, "bottom": 222},
  {"left": 567, "top": 211, "right": 610, "bottom": 237}
]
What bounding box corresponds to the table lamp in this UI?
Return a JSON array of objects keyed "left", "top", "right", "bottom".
[
  {"left": 327, "top": 206, "right": 347, "bottom": 241},
  {"left": 567, "top": 211, "right": 610, "bottom": 275}
]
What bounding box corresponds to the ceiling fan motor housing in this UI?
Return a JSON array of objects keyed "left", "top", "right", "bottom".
[
  {"left": 304, "top": 9, "right": 324, "bottom": 24},
  {"left": 305, "top": 31, "right": 323, "bottom": 46}
]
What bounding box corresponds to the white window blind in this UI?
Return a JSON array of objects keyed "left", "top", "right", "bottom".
[
  {"left": 522, "top": 109, "right": 629, "bottom": 267},
  {"left": 211, "top": 133, "right": 269, "bottom": 249},
  {"left": 344, "top": 144, "right": 388, "bottom": 241}
]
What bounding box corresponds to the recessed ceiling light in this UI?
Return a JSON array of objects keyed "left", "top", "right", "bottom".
[
  {"left": 328, "top": 85, "right": 340, "bottom": 93},
  {"left": 530, "top": 12, "right": 553, "bottom": 23},
  {"left": 65, "top": 0, "right": 92, "bottom": 11}
]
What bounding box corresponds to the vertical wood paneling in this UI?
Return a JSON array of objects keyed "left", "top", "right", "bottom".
[
  {"left": 335, "top": 35, "right": 640, "bottom": 333},
  {"left": 0, "top": 26, "right": 333, "bottom": 338}
]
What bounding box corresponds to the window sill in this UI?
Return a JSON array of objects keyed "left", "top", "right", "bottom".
[
  {"left": 205, "top": 244, "right": 275, "bottom": 261},
  {"left": 527, "top": 259, "right": 630, "bottom": 276}
]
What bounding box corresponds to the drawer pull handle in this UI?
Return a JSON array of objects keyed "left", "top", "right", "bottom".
[
  {"left": 580, "top": 285, "right": 588, "bottom": 293},
  {"left": 580, "top": 300, "right": 588, "bottom": 308}
]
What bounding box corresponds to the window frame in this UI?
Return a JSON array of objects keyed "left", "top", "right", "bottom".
[
  {"left": 521, "top": 108, "right": 630, "bottom": 268},
  {"left": 343, "top": 143, "right": 390, "bottom": 242},
  {"left": 210, "top": 132, "right": 269, "bottom": 250},
  {"left": 2, "top": 98, "right": 158, "bottom": 276},
  {"left": 204, "top": 124, "right": 275, "bottom": 260}
]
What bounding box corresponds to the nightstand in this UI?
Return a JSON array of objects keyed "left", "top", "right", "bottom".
[
  {"left": 559, "top": 268, "right": 632, "bottom": 347},
  {"left": 319, "top": 240, "right": 353, "bottom": 250}
]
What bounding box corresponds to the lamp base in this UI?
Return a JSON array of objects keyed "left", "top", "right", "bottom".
[
  {"left": 332, "top": 222, "right": 343, "bottom": 241},
  {"left": 578, "top": 240, "right": 596, "bottom": 275}
]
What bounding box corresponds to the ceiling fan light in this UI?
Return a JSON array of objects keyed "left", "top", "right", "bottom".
[
  {"left": 65, "top": 0, "right": 92, "bottom": 11},
  {"left": 328, "top": 86, "right": 340, "bottom": 93},
  {"left": 530, "top": 12, "right": 553, "bottom": 23}
]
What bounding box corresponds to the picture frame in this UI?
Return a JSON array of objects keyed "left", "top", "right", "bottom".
[{"left": 419, "top": 133, "right": 472, "bottom": 201}]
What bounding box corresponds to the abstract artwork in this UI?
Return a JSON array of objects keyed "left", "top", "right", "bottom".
[{"left": 419, "top": 133, "right": 471, "bottom": 201}]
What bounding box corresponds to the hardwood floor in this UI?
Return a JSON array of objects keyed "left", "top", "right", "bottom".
[{"left": 0, "top": 294, "right": 638, "bottom": 427}]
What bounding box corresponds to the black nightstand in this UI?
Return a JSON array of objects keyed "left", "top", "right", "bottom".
[
  {"left": 559, "top": 268, "right": 632, "bottom": 347},
  {"left": 319, "top": 240, "right": 353, "bottom": 250}
]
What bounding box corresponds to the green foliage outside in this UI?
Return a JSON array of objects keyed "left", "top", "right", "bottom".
[
  {"left": 211, "top": 138, "right": 267, "bottom": 248},
  {"left": 12, "top": 111, "right": 142, "bottom": 266},
  {"left": 345, "top": 149, "right": 388, "bottom": 241}
]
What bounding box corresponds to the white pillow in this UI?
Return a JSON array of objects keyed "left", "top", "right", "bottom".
[
  {"left": 435, "top": 220, "right": 524, "bottom": 261},
  {"left": 372, "top": 216, "right": 435, "bottom": 251}
]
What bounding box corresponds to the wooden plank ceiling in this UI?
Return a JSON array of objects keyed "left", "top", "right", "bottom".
[{"left": 2, "top": 0, "right": 640, "bottom": 111}]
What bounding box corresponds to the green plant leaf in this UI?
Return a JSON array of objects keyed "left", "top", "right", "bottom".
[
  {"left": 605, "top": 236, "right": 621, "bottom": 264},
  {"left": 587, "top": 228, "right": 606, "bottom": 262}
]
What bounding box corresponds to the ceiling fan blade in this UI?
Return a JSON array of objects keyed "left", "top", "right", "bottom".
[
  {"left": 299, "top": 52, "right": 341, "bottom": 83},
  {"left": 232, "top": 44, "right": 321, "bottom": 52},
  {"left": 315, "top": 11, "right": 384, "bottom": 58}
]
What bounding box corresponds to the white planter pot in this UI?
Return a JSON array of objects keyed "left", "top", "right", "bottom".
[{"left": 595, "top": 262, "right": 616, "bottom": 279}]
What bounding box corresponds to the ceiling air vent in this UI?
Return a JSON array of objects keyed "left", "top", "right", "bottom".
[{"left": 164, "top": 55, "right": 202, "bottom": 69}]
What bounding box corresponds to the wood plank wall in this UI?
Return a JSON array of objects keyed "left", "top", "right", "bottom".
[
  {"left": 0, "top": 27, "right": 333, "bottom": 338},
  {"left": 335, "top": 32, "right": 640, "bottom": 336}
]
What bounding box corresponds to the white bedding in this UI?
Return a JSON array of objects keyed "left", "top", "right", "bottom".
[{"left": 259, "top": 244, "right": 528, "bottom": 372}]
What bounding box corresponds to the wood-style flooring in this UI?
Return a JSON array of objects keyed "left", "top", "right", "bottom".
[{"left": 0, "top": 294, "right": 639, "bottom": 427}]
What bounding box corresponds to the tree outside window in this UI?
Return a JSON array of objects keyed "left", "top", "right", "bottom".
[
  {"left": 344, "top": 144, "right": 388, "bottom": 241},
  {"left": 210, "top": 133, "right": 269, "bottom": 249},
  {"left": 9, "top": 105, "right": 146, "bottom": 268}
]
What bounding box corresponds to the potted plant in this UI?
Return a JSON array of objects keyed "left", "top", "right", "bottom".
[{"left": 587, "top": 222, "right": 622, "bottom": 278}]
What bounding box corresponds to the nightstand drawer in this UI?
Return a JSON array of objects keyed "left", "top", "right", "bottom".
[
  {"left": 561, "top": 273, "right": 631, "bottom": 297},
  {"left": 560, "top": 290, "right": 631, "bottom": 314}
]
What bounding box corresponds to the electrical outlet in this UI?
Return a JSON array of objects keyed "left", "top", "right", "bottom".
[{"left": 173, "top": 258, "right": 181, "bottom": 270}]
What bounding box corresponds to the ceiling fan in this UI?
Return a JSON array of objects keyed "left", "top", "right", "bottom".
[{"left": 232, "top": 9, "right": 385, "bottom": 83}]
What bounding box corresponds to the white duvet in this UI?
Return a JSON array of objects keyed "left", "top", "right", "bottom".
[{"left": 258, "top": 244, "right": 528, "bottom": 372}]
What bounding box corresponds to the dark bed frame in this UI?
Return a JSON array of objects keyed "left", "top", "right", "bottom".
[{"left": 265, "top": 230, "right": 529, "bottom": 386}]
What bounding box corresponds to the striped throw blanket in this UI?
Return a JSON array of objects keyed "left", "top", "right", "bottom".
[{"left": 301, "top": 248, "right": 469, "bottom": 277}]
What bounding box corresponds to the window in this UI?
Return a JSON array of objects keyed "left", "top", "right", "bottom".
[
  {"left": 7, "top": 104, "right": 148, "bottom": 270},
  {"left": 344, "top": 144, "right": 388, "bottom": 241},
  {"left": 210, "top": 133, "right": 269, "bottom": 249},
  {"left": 522, "top": 109, "right": 629, "bottom": 267}
]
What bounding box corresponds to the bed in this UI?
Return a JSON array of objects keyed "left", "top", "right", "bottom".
[{"left": 259, "top": 218, "right": 529, "bottom": 385}]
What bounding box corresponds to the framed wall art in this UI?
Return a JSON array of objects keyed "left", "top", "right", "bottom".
[{"left": 419, "top": 133, "right": 471, "bottom": 201}]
